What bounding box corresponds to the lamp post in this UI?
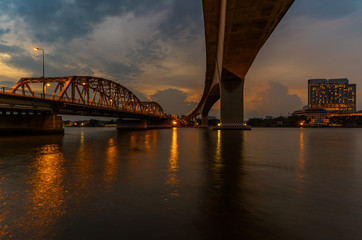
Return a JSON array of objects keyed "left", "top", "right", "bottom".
[
  {"left": 33, "top": 47, "right": 44, "bottom": 78},
  {"left": 33, "top": 47, "right": 45, "bottom": 97}
]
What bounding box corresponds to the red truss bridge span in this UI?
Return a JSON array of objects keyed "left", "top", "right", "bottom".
[
  {"left": 0, "top": 76, "right": 169, "bottom": 134},
  {"left": 0, "top": 76, "right": 165, "bottom": 120}
]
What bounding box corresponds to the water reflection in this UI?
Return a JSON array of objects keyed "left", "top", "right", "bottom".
[
  {"left": 201, "top": 130, "right": 245, "bottom": 238},
  {"left": 75, "top": 128, "right": 93, "bottom": 187},
  {"left": 165, "top": 128, "right": 180, "bottom": 198},
  {"left": 129, "top": 131, "right": 152, "bottom": 152},
  {"left": 213, "top": 130, "right": 224, "bottom": 189},
  {"left": 104, "top": 138, "right": 118, "bottom": 184},
  {"left": 27, "top": 144, "right": 65, "bottom": 239},
  {"left": 0, "top": 162, "right": 9, "bottom": 239},
  {"left": 298, "top": 129, "right": 305, "bottom": 179},
  {"left": 127, "top": 131, "right": 157, "bottom": 172},
  {"left": 2, "top": 128, "right": 362, "bottom": 239}
]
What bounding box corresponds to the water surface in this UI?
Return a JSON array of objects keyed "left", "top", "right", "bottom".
[{"left": 1, "top": 127, "right": 362, "bottom": 239}]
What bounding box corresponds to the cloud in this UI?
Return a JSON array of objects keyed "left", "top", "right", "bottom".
[
  {"left": 0, "top": 0, "right": 205, "bottom": 99},
  {"left": 0, "top": 44, "right": 23, "bottom": 54},
  {"left": 246, "top": 5, "right": 362, "bottom": 111},
  {"left": 0, "top": 80, "right": 16, "bottom": 87},
  {"left": 0, "top": 0, "right": 172, "bottom": 43},
  {"left": 246, "top": 82, "right": 303, "bottom": 119},
  {"left": 0, "top": 28, "right": 10, "bottom": 35},
  {"left": 287, "top": 0, "right": 361, "bottom": 20},
  {"left": 150, "top": 88, "right": 197, "bottom": 115}
]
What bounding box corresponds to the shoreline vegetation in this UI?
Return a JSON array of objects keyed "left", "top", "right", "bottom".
[
  {"left": 63, "top": 119, "right": 117, "bottom": 127},
  {"left": 246, "top": 115, "right": 362, "bottom": 128},
  {"left": 64, "top": 115, "right": 362, "bottom": 128}
]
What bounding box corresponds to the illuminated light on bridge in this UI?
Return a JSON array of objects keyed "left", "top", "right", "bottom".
[
  {"left": 186, "top": 0, "right": 295, "bottom": 129},
  {"left": 33, "top": 47, "right": 45, "bottom": 78}
]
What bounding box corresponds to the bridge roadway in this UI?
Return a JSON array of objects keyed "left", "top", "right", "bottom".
[
  {"left": 187, "top": 0, "right": 294, "bottom": 129},
  {"left": 0, "top": 76, "right": 168, "bottom": 133}
]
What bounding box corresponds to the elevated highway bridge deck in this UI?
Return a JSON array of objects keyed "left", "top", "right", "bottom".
[{"left": 188, "top": 0, "right": 294, "bottom": 129}]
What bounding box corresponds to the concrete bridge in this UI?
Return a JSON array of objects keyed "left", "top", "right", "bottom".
[
  {"left": 0, "top": 76, "right": 171, "bottom": 134},
  {"left": 187, "top": 0, "right": 294, "bottom": 129}
]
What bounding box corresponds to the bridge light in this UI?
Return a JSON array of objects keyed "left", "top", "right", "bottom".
[
  {"left": 46, "top": 83, "right": 51, "bottom": 87},
  {"left": 33, "top": 47, "right": 39, "bottom": 51},
  {"left": 110, "top": 99, "right": 113, "bottom": 102},
  {"left": 82, "top": 82, "right": 86, "bottom": 86}
]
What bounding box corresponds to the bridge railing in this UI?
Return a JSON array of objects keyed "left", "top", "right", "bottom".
[{"left": 0, "top": 86, "right": 13, "bottom": 94}]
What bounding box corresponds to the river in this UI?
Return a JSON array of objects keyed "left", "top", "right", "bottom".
[{"left": 1, "top": 127, "right": 362, "bottom": 239}]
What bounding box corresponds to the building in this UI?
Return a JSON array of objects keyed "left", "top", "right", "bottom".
[
  {"left": 293, "top": 108, "right": 362, "bottom": 126},
  {"left": 308, "top": 78, "right": 356, "bottom": 111},
  {"left": 293, "top": 108, "right": 330, "bottom": 126}
]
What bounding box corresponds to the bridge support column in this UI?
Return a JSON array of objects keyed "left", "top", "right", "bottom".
[
  {"left": 194, "top": 116, "right": 199, "bottom": 127},
  {"left": 0, "top": 113, "right": 64, "bottom": 135},
  {"left": 199, "top": 114, "right": 209, "bottom": 128},
  {"left": 218, "top": 69, "right": 250, "bottom": 130},
  {"left": 117, "top": 119, "right": 147, "bottom": 130},
  {"left": 147, "top": 118, "right": 173, "bottom": 129}
]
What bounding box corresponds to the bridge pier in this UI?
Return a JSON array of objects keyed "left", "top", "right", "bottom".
[
  {"left": 0, "top": 112, "right": 64, "bottom": 135},
  {"left": 199, "top": 115, "right": 209, "bottom": 128},
  {"left": 217, "top": 69, "right": 250, "bottom": 130},
  {"left": 147, "top": 118, "right": 174, "bottom": 129},
  {"left": 117, "top": 119, "right": 147, "bottom": 130}
]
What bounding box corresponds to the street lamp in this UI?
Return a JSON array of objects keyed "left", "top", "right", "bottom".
[
  {"left": 34, "top": 47, "right": 46, "bottom": 97},
  {"left": 33, "top": 47, "right": 44, "bottom": 78}
]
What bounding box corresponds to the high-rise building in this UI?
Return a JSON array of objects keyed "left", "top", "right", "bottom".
[{"left": 308, "top": 78, "right": 356, "bottom": 111}]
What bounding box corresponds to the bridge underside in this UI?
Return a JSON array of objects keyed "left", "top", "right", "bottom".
[{"left": 189, "top": 0, "right": 294, "bottom": 128}]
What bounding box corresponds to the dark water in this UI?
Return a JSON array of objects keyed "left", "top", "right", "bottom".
[{"left": 1, "top": 127, "right": 362, "bottom": 239}]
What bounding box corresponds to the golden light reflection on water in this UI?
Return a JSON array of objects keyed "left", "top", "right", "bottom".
[
  {"left": 104, "top": 138, "right": 118, "bottom": 183},
  {"left": 27, "top": 144, "right": 65, "bottom": 238},
  {"left": 144, "top": 133, "right": 151, "bottom": 151},
  {"left": 129, "top": 132, "right": 152, "bottom": 152},
  {"left": 80, "top": 129, "right": 85, "bottom": 144},
  {"left": 0, "top": 161, "right": 9, "bottom": 239},
  {"left": 213, "top": 130, "right": 224, "bottom": 188},
  {"left": 298, "top": 130, "right": 305, "bottom": 174},
  {"left": 297, "top": 129, "right": 306, "bottom": 187},
  {"left": 74, "top": 129, "right": 93, "bottom": 189},
  {"left": 165, "top": 128, "right": 180, "bottom": 198},
  {"left": 127, "top": 131, "right": 157, "bottom": 174}
]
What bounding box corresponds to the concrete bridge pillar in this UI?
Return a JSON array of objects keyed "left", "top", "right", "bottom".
[
  {"left": 200, "top": 114, "right": 209, "bottom": 128},
  {"left": 0, "top": 113, "right": 63, "bottom": 135},
  {"left": 219, "top": 68, "right": 245, "bottom": 128},
  {"left": 147, "top": 118, "right": 174, "bottom": 129},
  {"left": 117, "top": 119, "right": 147, "bottom": 130}
]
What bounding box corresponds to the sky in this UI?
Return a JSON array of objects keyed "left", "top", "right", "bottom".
[{"left": 0, "top": 0, "right": 362, "bottom": 119}]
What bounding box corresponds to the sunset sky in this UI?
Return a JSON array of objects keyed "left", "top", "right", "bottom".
[{"left": 0, "top": 0, "right": 361, "bottom": 118}]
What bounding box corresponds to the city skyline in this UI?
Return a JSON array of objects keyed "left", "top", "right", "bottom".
[{"left": 0, "top": 0, "right": 361, "bottom": 117}]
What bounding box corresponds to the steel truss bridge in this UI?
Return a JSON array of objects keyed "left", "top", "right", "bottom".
[{"left": 0, "top": 76, "right": 165, "bottom": 120}]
